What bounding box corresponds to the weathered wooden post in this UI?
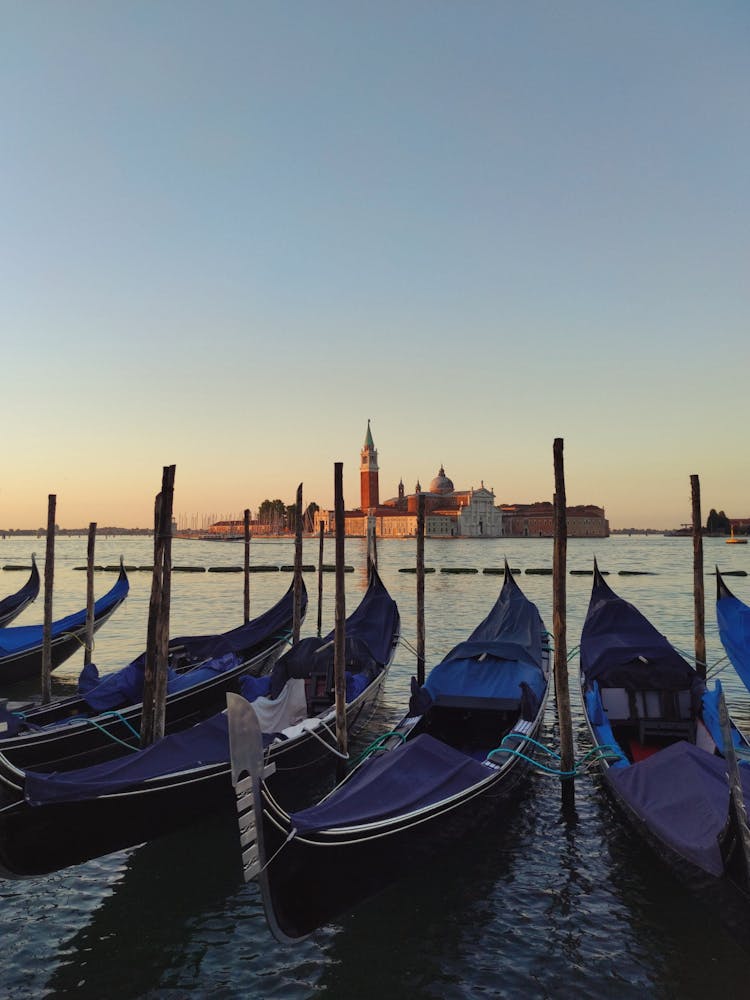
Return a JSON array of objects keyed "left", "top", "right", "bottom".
[
  {"left": 41, "top": 494, "right": 56, "bottom": 704},
  {"left": 333, "top": 463, "right": 348, "bottom": 767},
  {"left": 368, "top": 516, "right": 378, "bottom": 576},
  {"left": 243, "top": 508, "right": 251, "bottom": 624},
  {"left": 292, "top": 483, "right": 303, "bottom": 645},
  {"left": 416, "top": 491, "right": 426, "bottom": 686},
  {"left": 140, "top": 465, "right": 176, "bottom": 746},
  {"left": 691, "top": 474, "right": 706, "bottom": 679},
  {"left": 84, "top": 522, "right": 97, "bottom": 667},
  {"left": 553, "top": 439, "right": 575, "bottom": 805},
  {"left": 316, "top": 520, "right": 324, "bottom": 637}
]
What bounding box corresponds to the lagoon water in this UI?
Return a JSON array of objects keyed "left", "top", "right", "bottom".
[{"left": 1, "top": 533, "right": 749, "bottom": 999}]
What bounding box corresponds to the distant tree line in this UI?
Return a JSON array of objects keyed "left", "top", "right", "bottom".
[
  {"left": 706, "top": 509, "right": 739, "bottom": 534},
  {"left": 257, "top": 499, "right": 319, "bottom": 532}
]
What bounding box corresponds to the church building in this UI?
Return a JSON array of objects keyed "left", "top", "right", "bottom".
[{"left": 315, "top": 422, "right": 504, "bottom": 538}]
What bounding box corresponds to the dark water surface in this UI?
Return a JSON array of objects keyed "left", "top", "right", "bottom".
[{"left": 1, "top": 535, "right": 749, "bottom": 998}]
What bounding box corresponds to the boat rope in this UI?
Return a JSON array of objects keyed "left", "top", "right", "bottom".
[
  {"left": 487, "top": 733, "right": 624, "bottom": 777},
  {"left": 398, "top": 636, "right": 420, "bottom": 658},
  {"left": 348, "top": 730, "right": 406, "bottom": 768},
  {"left": 80, "top": 712, "right": 141, "bottom": 750},
  {"left": 566, "top": 645, "right": 580, "bottom": 662},
  {"left": 706, "top": 654, "right": 732, "bottom": 679},
  {"left": 305, "top": 719, "right": 350, "bottom": 760},
  {"left": 258, "top": 827, "right": 298, "bottom": 873}
]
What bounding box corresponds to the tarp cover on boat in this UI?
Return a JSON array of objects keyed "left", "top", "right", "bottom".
[
  {"left": 78, "top": 581, "right": 300, "bottom": 711},
  {"left": 580, "top": 572, "right": 696, "bottom": 689},
  {"left": 290, "top": 734, "right": 491, "bottom": 834},
  {"left": 268, "top": 569, "right": 399, "bottom": 698},
  {"left": 716, "top": 588, "right": 750, "bottom": 695},
  {"left": 160, "top": 579, "right": 304, "bottom": 665},
  {"left": 24, "top": 668, "right": 379, "bottom": 805},
  {"left": 423, "top": 569, "right": 546, "bottom": 705},
  {"left": 0, "top": 571, "right": 129, "bottom": 657},
  {"left": 609, "top": 740, "right": 750, "bottom": 876},
  {"left": 24, "top": 714, "right": 232, "bottom": 806}
]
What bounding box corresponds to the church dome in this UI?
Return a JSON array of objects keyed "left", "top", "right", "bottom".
[{"left": 429, "top": 465, "right": 454, "bottom": 494}]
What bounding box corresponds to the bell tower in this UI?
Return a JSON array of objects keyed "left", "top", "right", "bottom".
[{"left": 360, "top": 420, "right": 380, "bottom": 510}]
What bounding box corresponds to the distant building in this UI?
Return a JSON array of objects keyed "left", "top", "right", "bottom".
[
  {"left": 501, "top": 502, "right": 609, "bottom": 538},
  {"left": 314, "top": 423, "right": 609, "bottom": 539},
  {"left": 315, "top": 422, "right": 504, "bottom": 538}
]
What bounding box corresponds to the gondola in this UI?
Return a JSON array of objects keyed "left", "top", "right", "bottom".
[
  {"left": 228, "top": 562, "right": 549, "bottom": 941},
  {"left": 0, "top": 567, "right": 398, "bottom": 878},
  {"left": 0, "top": 579, "right": 306, "bottom": 770},
  {"left": 716, "top": 568, "right": 750, "bottom": 695},
  {"left": 0, "top": 557, "right": 40, "bottom": 629},
  {"left": 580, "top": 563, "right": 750, "bottom": 931},
  {"left": 0, "top": 564, "right": 129, "bottom": 687}
]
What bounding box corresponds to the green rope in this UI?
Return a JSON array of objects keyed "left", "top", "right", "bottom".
[
  {"left": 487, "top": 733, "right": 624, "bottom": 778},
  {"left": 71, "top": 711, "right": 142, "bottom": 751},
  {"left": 348, "top": 730, "right": 406, "bottom": 768}
]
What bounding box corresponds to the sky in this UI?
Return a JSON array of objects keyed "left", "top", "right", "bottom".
[{"left": 2, "top": 1, "right": 748, "bottom": 530}]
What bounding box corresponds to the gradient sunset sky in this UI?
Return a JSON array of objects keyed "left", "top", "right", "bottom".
[{"left": 3, "top": 2, "right": 748, "bottom": 530}]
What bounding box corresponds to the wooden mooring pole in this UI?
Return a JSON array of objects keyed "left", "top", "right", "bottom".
[
  {"left": 416, "top": 491, "right": 426, "bottom": 686},
  {"left": 293, "top": 483, "right": 303, "bottom": 645},
  {"left": 333, "top": 463, "right": 348, "bottom": 767},
  {"left": 553, "top": 439, "right": 575, "bottom": 806},
  {"left": 691, "top": 474, "right": 706, "bottom": 679},
  {"left": 243, "top": 508, "right": 251, "bottom": 624},
  {"left": 84, "top": 522, "right": 96, "bottom": 667},
  {"left": 316, "top": 521, "right": 324, "bottom": 637},
  {"left": 41, "top": 494, "right": 56, "bottom": 705},
  {"left": 140, "top": 465, "right": 175, "bottom": 746}
]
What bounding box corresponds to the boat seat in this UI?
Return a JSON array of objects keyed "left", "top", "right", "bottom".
[{"left": 600, "top": 686, "right": 695, "bottom": 743}]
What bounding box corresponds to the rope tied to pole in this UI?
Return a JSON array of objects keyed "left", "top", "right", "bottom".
[{"left": 487, "top": 732, "right": 625, "bottom": 778}]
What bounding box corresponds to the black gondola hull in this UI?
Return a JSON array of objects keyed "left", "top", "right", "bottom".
[
  {"left": 0, "top": 561, "right": 40, "bottom": 629},
  {"left": 258, "top": 747, "right": 535, "bottom": 940},
  {"left": 0, "top": 668, "right": 390, "bottom": 878},
  {"left": 0, "top": 637, "right": 288, "bottom": 776}
]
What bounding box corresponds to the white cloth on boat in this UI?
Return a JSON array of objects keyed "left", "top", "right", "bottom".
[{"left": 251, "top": 677, "right": 308, "bottom": 734}]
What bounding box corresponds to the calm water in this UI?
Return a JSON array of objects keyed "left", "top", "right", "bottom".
[{"left": 1, "top": 534, "right": 749, "bottom": 999}]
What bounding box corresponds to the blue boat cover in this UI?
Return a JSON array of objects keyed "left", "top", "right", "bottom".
[
  {"left": 583, "top": 683, "right": 628, "bottom": 769},
  {"left": 23, "top": 575, "right": 399, "bottom": 806},
  {"left": 339, "top": 570, "right": 400, "bottom": 666},
  {"left": 268, "top": 570, "right": 399, "bottom": 697},
  {"left": 25, "top": 714, "right": 232, "bottom": 806},
  {"left": 717, "top": 589, "right": 750, "bottom": 695},
  {"left": 609, "top": 740, "right": 750, "bottom": 876},
  {"left": 422, "top": 570, "right": 546, "bottom": 706},
  {"left": 159, "top": 579, "right": 304, "bottom": 665},
  {"left": 701, "top": 681, "right": 745, "bottom": 753},
  {"left": 290, "top": 734, "right": 491, "bottom": 834},
  {"left": 0, "top": 571, "right": 129, "bottom": 657},
  {"left": 24, "top": 664, "right": 378, "bottom": 806},
  {"left": 581, "top": 572, "right": 696, "bottom": 689},
  {"left": 78, "top": 581, "right": 300, "bottom": 711}
]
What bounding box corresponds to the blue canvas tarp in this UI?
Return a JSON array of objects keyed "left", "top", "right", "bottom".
[
  {"left": 0, "top": 572, "right": 129, "bottom": 657},
  {"left": 416, "top": 569, "right": 546, "bottom": 708},
  {"left": 717, "top": 589, "right": 750, "bottom": 695},
  {"left": 610, "top": 740, "right": 750, "bottom": 876},
  {"left": 581, "top": 573, "right": 695, "bottom": 690},
  {"left": 78, "top": 580, "right": 301, "bottom": 711},
  {"left": 290, "top": 734, "right": 490, "bottom": 834},
  {"left": 25, "top": 714, "right": 232, "bottom": 806}
]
